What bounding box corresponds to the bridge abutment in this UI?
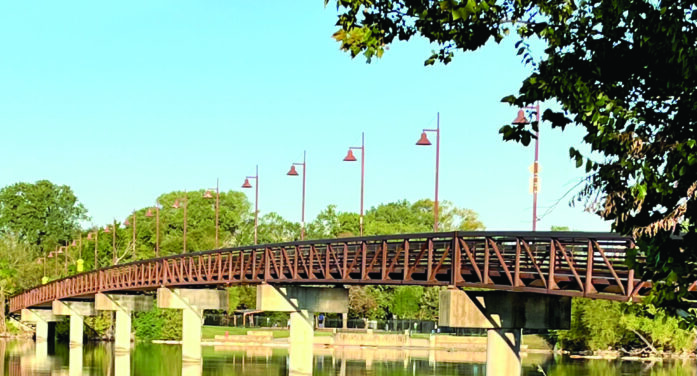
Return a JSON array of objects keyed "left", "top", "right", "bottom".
[
  {"left": 256, "top": 284, "right": 348, "bottom": 376},
  {"left": 52, "top": 301, "right": 96, "bottom": 347},
  {"left": 95, "top": 293, "right": 153, "bottom": 352},
  {"left": 157, "top": 288, "right": 227, "bottom": 363},
  {"left": 439, "top": 289, "right": 570, "bottom": 376}
]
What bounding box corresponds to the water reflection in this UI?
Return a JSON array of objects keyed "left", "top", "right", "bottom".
[{"left": 1, "top": 339, "right": 696, "bottom": 376}]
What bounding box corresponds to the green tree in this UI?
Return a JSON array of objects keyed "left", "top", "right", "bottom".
[
  {"left": 328, "top": 0, "right": 697, "bottom": 317},
  {"left": 0, "top": 235, "right": 39, "bottom": 333},
  {"left": 0, "top": 180, "right": 88, "bottom": 253}
]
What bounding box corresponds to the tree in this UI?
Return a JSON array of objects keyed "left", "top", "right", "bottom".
[
  {"left": 0, "top": 235, "right": 39, "bottom": 333},
  {"left": 0, "top": 180, "right": 88, "bottom": 254},
  {"left": 327, "top": 0, "right": 697, "bottom": 319}
]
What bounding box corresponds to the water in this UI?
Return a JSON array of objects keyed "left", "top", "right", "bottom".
[{"left": 1, "top": 340, "right": 695, "bottom": 376}]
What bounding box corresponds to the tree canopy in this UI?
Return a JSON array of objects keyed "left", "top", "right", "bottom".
[
  {"left": 0, "top": 180, "right": 87, "bottom": 254},
  {"left": 327, "top": 0, "right": 697, "bottom": 319}
]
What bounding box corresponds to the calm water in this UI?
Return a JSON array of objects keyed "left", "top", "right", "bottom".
[{"left": 1, "top": 340, "right": 695, "bottom": 376}]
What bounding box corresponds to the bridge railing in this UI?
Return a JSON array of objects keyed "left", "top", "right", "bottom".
[{"left": 9, "top": 232, "right": 643, "bottom": 313}]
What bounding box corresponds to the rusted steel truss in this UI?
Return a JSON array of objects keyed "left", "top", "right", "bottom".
[{"left": 10, "top": 231, "right": 653, "bottom": 313}]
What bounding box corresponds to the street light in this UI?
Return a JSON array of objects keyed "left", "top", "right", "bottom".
[
  {"left": 87, "top": 230, "right": 99, "bottom": 270},
  {"left": 203, "top": 180, "right": 220, "bottom": 248},
  {"left": 512, "top": 103, "right": 541, "bottom": 232},
  {"left": 242, "top": 166, "right": 259, "bottom": 245},
  {"left": 343, "top": 132, "right": 365, "bottom": 236},
  {"left": 416, "top": 112, "right": 441, "bottom": 232},
  {"left": 287, "top": 152, "right": 307, "bottom": 240},
  {"left": 172, "top": 195, "right": 188, "bottom": 253},
  {"left": 124, "top": 210, "right": 137, "bottom": 259},
  {"left": 145, "top": 203, "right": 161, "bottom": 257},
  {"left": 70, "top": 237, "right": 84, "bottom": 273},
  {"left": 103, "top": 222, "right": 117, "bottom": 265}
]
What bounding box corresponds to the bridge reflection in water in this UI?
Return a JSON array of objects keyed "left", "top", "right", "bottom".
[{"left": 3, "top": 340, "right": 697, "bottom": 376}]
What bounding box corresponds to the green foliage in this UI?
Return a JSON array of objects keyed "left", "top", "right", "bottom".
[
  {"left": 84, "top": 312, "right": 113, "bottom": 339},
  {"left": 328, "top": 0, "right": 697, "bottom": 320},
  {"left": 554, "top": 299, "right": 696, "bottom": 353},
  {"left": 0, "top": 180, "right": 87, "bottom": 252},
  {"left": 228, "top": 286, "right": 256, "bottom": 310},
  {"left": 133, "top": 305, "right": 182, "bottom": 341},
  {"left": 391, "top": 286, "right": 423, "bottom": 319}
]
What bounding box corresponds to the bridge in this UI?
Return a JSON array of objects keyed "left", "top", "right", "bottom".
[
  {"left": 10, "top": 231, "right": 666, "bottom": 376},
  {"left": 9, "top": 231, "right": 646, "bottom": 312}
]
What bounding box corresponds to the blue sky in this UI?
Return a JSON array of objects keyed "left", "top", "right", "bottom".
[{"left": 0, "top": 1, "right": 610, "bottom": 232}]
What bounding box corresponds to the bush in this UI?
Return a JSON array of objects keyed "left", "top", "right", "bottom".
[{"left": 133, "top": 306, "right": 182, "bottom": 341}]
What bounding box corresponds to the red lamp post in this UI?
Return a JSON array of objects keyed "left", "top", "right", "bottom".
[
  {"left": 87, "top": 230, "right": 99, "bottom": 270},
  {"left": 172, "top": 195, "right": 188, "bottom": 253},
  {"left": 287, "top": 151, "right": 307, "bottom": 240},
  {"left": 204, "top": 180, "right": 221, "bottom": 249},
  {"left": 343, "top": 132, "right": 365, "bottom": 236},
  {"left": 103, "top": 222, "right": 117, "bottom": 265},
  {"left": 124, "top": 211, "right": 137, "bottom": 259},
  {"left": 512, "top": 103, "right": 541, "bottom": 231},
  {"left": 242, "top": 166, "right": 259, "bottom": 245},
  {"left": 416, "top": 112, "right": 441, "bottom": 232},
  {"left": 145, "top": 203, "right": 161, "bottom": 257}
]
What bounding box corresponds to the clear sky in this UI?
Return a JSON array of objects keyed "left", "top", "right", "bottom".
[{"left": 0, "top": 1, "right": 610, "bottom": 232}]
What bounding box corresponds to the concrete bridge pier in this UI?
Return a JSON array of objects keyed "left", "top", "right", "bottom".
[
  {"left": 439, "top": 289, "right": 571, "bottom": 376},
  {"left": 256, "top": 284, "right": 349, "bottom": 376},
  {"left": 21, "top": 308, "right": 58, "bottom": 363},
  {"left": 95, "top": 293, "right": 154, "bottom": 352},
  {"left": 21, "top": 309, "right": 58, "bottom": 343},
  {"left": 52, "top": 301, "right": 96, "bottom": 347},
  {"left": 157, "top": 288, "right": 227, "bottom": 363}
]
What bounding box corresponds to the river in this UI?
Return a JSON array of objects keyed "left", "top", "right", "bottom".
[{"left": 1, "top": 340, "right": 695, "bottom": 375}]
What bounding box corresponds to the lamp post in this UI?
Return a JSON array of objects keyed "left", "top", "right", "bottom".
[
  {"left": 71, "top": 237, "right": 84, "bottom": 273},
  {"left": 172, "top": 195, "right": 188, "bottom": 253},
  {"left": 124, "top": 210, "right": 137, "bottom": 259},
  {"left": 87, "top": 230, "right": 99, "bottom": 270},
  {"left": 103, "top": 222, "right": 117, "bottom": 265},
  {"left": 343, "top": 132, "right": 366, "bottom": 236},
  {"left": 145, "top": 204, "right": 161, "bottom": 257},
  {"left": 204, "top": 180, "right": 221, "bottom": 248},
  {"left": 242, "top": 166, "right": 259, "bottom": 245},
  {"left": 287, "top": 152, "right": 307, "bottom": 240},
  {"left": 512, "top": 103, "right": 541, "bottom": 231},
  {"left": 416, "top": 112, "right": 441, "bottom": 232}
]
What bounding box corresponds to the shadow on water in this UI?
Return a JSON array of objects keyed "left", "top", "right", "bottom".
[{"left": 1, "top": 339, "right": 695, "bottom": 376}]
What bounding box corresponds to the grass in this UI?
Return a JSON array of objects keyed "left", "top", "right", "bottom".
[
  {"left": 202, "top": 326, "right": 335, "bottom": 339},
  {"left": 523, "top": 334, "right": 553, "bottom": 350}
]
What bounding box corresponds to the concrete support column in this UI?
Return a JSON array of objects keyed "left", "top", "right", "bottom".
[
  {"left": 52, "top": 301, "right": 96, "bottom": 347},
  {"left": 157, "top": 288, "right": 227, "bottom": 363},
  {"left": 69, "top": 315, "right": 84, "bottom": 347},
  {"left": 95, "top": 293, "right": 153, "bottom": 353},
  {"left": 342, "top": 312, "right": 348, "bottom": 329},
  {"left": 289, "top": 310, "right": 314, "bottom": 376},
  {"left": 114, "top": 309, "right": 132, "bottom": 351},
  {"left": 35, "top": 321, "right": 49, "bottom": 342},
  {"left": 182, "top": 306, "right": 204, "bottom": 362},
  {"left": 486, "top": 329, "right": 521, "bottom": 376}
]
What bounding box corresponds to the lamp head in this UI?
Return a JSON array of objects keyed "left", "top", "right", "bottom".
[
  {"left": 203, "top": 190, "right": 214, "bottom": 199},
  {"left": 145, "top": 209, "right": 154, "bottom": 217},
  {"left": 287, "top": 165, "right": 299, "bottom": 176},
  {"left": 416, "top": 132, "right": 432, "bottom": 146},
  {"left": 343, "top": 149, "right": 357, "bottom": 161},
  {"left": 172, "top": 199, "right": 181, "bottom": 209},
  {"left": 241, "top": 178, "right": 253, "bottom": 188},
  {"left": 512, "top": 109, "right": 529, "bottom": 125}
]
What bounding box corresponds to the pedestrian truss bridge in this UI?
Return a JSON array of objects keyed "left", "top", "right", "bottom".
[{"left": 11, "top": 231, "right": 677, "bottom": 313}]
